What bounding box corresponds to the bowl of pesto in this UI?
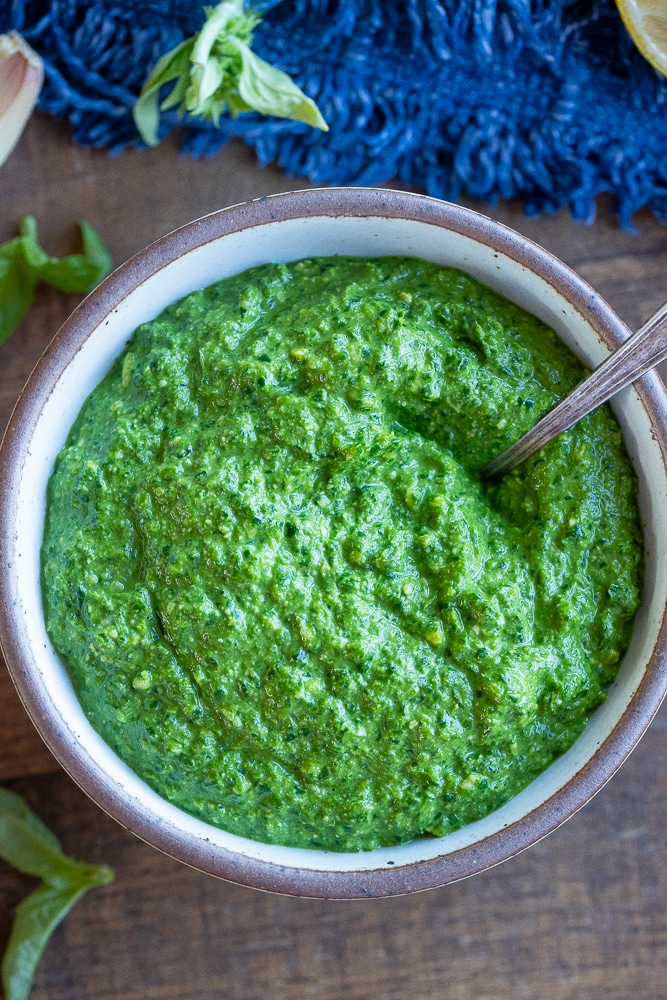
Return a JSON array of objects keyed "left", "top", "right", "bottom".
[{"left": 1, "top": 188, "right": 667, "bottom": 898}]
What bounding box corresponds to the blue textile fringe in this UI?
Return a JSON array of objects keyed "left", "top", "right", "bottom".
[{"left": 2, "top": 0, "right": 667, "bottom": 226}]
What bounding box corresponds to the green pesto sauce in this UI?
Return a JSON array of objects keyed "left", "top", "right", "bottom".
[{"left": 42, "top": 256, "right": 643, "bottom": 851}]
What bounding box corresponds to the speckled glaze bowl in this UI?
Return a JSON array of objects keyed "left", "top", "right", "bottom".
[{"left": 2, "top": 188, "right": 667, "bottom": 898}]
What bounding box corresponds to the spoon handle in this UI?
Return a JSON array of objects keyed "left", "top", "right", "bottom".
[{"left": 480, "top": 300, "right": 667, "bottom": 481}]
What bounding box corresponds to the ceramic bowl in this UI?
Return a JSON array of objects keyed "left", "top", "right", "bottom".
[{"left": 1, "top": 187, "right": 667, "bottom": 898}]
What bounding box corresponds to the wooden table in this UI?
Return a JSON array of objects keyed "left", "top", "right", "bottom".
[{"left": 2, "top": 114, "right": 667, "bottom": 1000}]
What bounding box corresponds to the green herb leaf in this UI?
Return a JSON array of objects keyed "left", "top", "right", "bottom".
[
  {"left": 0, "top": 217, "right": 112, "bottom": 345},
  {"left": 0, "top": 789, "right": 60, "bottom": 852},
  {"left": 133, "top": 0, "right": 327, "bottom": 146},
  {"left": 232, "top": 39, "right": 329, "bottom": 131},
  {"left": 0, "top": 813, "right": 111, "bottom": 887},
  {"left": 0, "top": 813, "right": 70, "bottom": 882},
  {"left": 2, "top": 884, "right": 88, "bottom": 1000},
  {"left": 33, "top": 219, "right": 113, "bottom": 293},
  {"left": 132, "top": 38, "right": 195, "bottom": 146},
  {"left": 0, "top": 788, "right": 114, "bottom": 1000},
  {"left": 0, "top": 249, "right": 37, "bottom": 342}
]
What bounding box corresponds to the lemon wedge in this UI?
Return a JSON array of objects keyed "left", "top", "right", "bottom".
[{"left": 616, "top": 0, "right": 667, "bottom": 77}]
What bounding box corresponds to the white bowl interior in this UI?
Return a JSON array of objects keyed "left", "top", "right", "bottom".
[{"left": 11, "top": 212, "right": 667, "bottom": 873}]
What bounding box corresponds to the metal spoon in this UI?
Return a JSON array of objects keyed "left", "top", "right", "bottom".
[{"left": 479, "top": 300, "right": 667, "bottom": 481}]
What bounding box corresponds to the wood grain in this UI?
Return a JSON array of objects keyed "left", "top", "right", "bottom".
[{"left": 1, "top": 113, "right": 667, "bottom": 1000}]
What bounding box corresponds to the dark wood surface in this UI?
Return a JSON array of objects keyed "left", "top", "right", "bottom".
[{"left": 1, "top": 113, "right": 667, "bottom": 1000}]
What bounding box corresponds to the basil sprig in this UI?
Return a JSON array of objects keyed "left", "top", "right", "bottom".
[
  {"left": 0, "top": 216, "right": 112, "bottom": 345},
  {"left": 0, "top": 788, "right": 114, "bottom": 1000},
  {"left": 133, "top": 0, "right": 328, "bottom": 146}
]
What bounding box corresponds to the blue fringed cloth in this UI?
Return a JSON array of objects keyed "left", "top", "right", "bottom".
[{"left": 2, "top": 0, "right": 667, "bottom": 225}]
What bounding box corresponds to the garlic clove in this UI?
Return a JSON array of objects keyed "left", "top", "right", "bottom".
[{"left": 0, "top": 31, "right": 44, "bottom": 167}]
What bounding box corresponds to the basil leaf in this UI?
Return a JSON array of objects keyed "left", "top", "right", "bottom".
[
  {"left": 2, "top": 883, "right": 89, "bottom": 1000},
  {"left": 191, "top": 0, "right": 241, "bottom": 67},
  {"left": 232, "top": 39, "right": 328, "bottom": 131},
  {"left": 0, "top": 788, "right": 114, "bottom": 1000},
  {"left": 132, "top": 38, "right": 195, "bottom": 145},
  {"left": 0, "top": 217, "right": 112, "bottom": 345},
  {"left": 12, "top": 217, "right": 45, "bottom": 267},
  {"left": 0, "top": 815, "right": 65, "bottom": 881},
  {"left": 77, "top": 221, "right": 114, "bottom": 285},
  {"left": 226, "top": 91, "right": 253, "bottom": 116},
  {"left": 133, "top": 0, "right": 327, "bottom": 145},
  {"left": 0, "top": 814, "right": 107, "bottom": 886},
  {"left": 0, "top": 251, "right": 37, "bottom": 343},
  {"left": 0, "top": 789, "right": 60, "bottom": 851},
  {"left": 157, "top": 68, "right": 191, "bottom": 114},
  {"left": 28, "top": 218, "right": 112, "bottom": 293}
]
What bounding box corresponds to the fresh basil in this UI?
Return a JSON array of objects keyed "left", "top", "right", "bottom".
[
  {"left": 0, "top": 788, "right": 114, "bottom": 1000},
  {"left": 231, "top": 38, "right": 328, "bottom": 129},
  {"left": 0, "top": 216, "right": 112, "bottom": 345},
  {"left": 133, "top": 0, "right": 327, "bottom": 146},
  {"left": 132, "top": 38, "right": 196, "bottom": 146}
]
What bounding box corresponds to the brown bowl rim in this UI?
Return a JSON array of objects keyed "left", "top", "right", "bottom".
[{"left": 1, "top": 186, "right": 667, "bottom": 898}]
